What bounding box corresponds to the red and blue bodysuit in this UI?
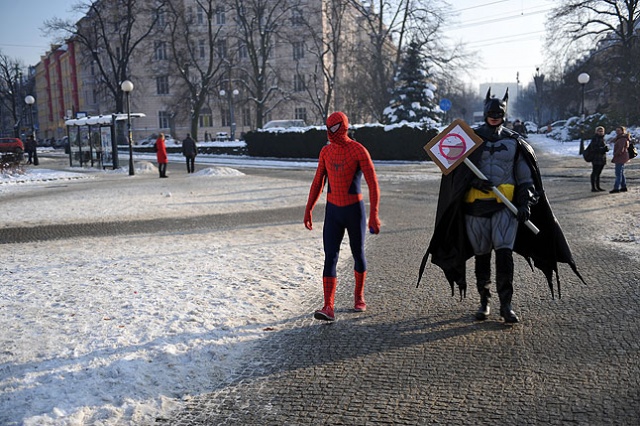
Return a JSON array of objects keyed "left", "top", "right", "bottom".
[{"left": 305, "top": 111, "right": 380, "bottom": 321}]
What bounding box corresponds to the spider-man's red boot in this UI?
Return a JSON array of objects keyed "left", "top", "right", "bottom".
[
  {"left": 354, "top": 271, "right": 367, "bottom": 312},
  {"left": 314, "top": 277, "right": 336, "bottom": 321}
]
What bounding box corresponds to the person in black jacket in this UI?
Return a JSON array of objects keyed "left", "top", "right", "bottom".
[
  {"left": 182, "top": 134, "right": 198, "bottom": 173},
  {"left": 586, "top": 126, "right": 608, "bottom": 192}
]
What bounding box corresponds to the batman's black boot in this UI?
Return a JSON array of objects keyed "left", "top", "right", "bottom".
[
  {"left": 474, "top": 253, "right": 492, "bottom": 320},
  {"left": 496, "top": 248, "right": 519, "bottom": 323},
  {"left": 590, "top": 175, "right": 598, "bottom": 192}
]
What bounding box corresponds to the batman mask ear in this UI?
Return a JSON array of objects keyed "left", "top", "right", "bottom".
[
  {"left": 486, "top": 88, "right": 492, "bottom": 102},
  {"left": 503, "top": 88, "right": 509, "bottom": 103}
]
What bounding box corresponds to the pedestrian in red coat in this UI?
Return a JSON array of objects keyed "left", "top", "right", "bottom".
[{"left": 155, "top": 133, "right": 168, "bottom": 178}]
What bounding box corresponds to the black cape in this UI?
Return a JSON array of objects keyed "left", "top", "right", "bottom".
[{"left": 417, "top": 129, "right": 585, "bottom": 299}]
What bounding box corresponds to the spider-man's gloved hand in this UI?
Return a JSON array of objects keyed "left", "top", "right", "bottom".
[
  {"left": 368, "top": 211, "right": 380, "bottom": 234},
  {"left": 470, "top": 177, "right": 494, "bottom": 194},
  {"left": 304, "top": 208, "right": 313, "bottom": 230}
]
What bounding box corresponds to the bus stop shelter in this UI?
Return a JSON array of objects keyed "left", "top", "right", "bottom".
[{"left": 65, "top": 113, "right": 145, "bottom": 169}]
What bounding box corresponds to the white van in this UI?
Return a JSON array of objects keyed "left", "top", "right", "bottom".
[{"left": 262, "top": 119, "right": 306, "bottom": 129}]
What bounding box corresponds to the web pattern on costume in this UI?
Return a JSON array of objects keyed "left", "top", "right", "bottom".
[{"left": 308, "top": 142, "right": 378, "bottom": 207}]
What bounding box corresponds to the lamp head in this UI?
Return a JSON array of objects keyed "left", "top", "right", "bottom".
[
  {"left": 121, "top": 80, "right": 134, "bottom": 92},
  {"left": 25, "top": 95, "right": 35, "bottom": 105},
  {"left": 578, "top": 73, "right": 590, "bottom": 85}
]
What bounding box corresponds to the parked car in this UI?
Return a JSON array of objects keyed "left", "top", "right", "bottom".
[
  {"left": 0, "top": 137, "right": 25, "bottom": 168},
  {"left": 262, "top": 119, "right": 306, "bottom": 129},
  {"left": 215, "top": 132, "right": 230, "bottom": 141},
  {"left": 524, "top": 121, "right": 538, "bottom": 134},
  {"left": 540, "top": 120, "right": 567, "bottom": 134},
  {"left": 0, "top": 137, "right": 25, "bottom": 153},
  {"left": 52, "top": 136, "right": 68, "bottom": 149}
]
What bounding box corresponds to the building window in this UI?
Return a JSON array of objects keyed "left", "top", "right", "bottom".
[
  {"left": 220, "top": 107, "right": 230, "bottom": 127},
  {"left": 199, "top": 108, "right": 212, "bottom": 127},
  {"left": 197, "top": 7, "right": 204, "bottom": 24},
  {"left": 159, "top": 111, "right": 171, "bottom": 129},
  {"left": 238, "top": 44, "right": 248, "bottom": 59},
  {"left": 216, "top": 39, "right": 227, "bottom": 58},
  {"left": 294, "top": 74, "right": 306, "bottom": 92},
  {"left": 293, "top": 42, "right": 304, "bottom": 60},
  {"left": 242, "top": 107, "right": 251, "bottom": 127},
  {"left": 157, "top": 76, "right": 169, "bottom": 95},
  {"left": 291, "top": 9, "right": 304, "bottom": 26},
  {"left": 154, "top": 41, "right": 168, "bottom": 60},
  {"left": 157, "top": 10, "right": 166, "bottom": 26},
  {"left": 295, "top": 107, "right": 307, "bottom": 122},
  {"left": 216, "top": 6, "right": 226, "bottom": 25},
  {"left": 199, "top": 40, "right": 206, "bottom": 59}
]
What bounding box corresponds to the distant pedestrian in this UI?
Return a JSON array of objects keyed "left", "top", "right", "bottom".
[
  {"left": 512, "top": 119, "right": 527, "bottom": 137},
  {"left": 155, "top": 133, "right": 168, "bottom": 178},
  {"left": 25, "top": 135, "right": 37, "bottom": 165},
  {"left": 182, "top": 133, "right": 197, "bottom": 173},
  {"left": 586, "top": 126, "right": 608, "bottom": 192},
  {"left": 610, "top": 126, "right": 630, "bottom": 193}
]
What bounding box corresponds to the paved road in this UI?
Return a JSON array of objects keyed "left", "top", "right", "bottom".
[
  {"left": 164, "top": 152, "right": 638, "bottom": 424},
  {"left": 4, "top": 151, "right": 639, "bottom": 425}
]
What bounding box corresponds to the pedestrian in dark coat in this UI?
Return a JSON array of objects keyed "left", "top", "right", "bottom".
[
  {"left": 587, "top": 126, "right": 608, "bottom": 192},
  {"left": 155, "top": 133, "right": 168, "bottom": 178},
  {"left": 182, "top": 134, "right": 197, "bottom": 173},
  {"left": 25, "top": 135, "right": 37, "bottom": 165}
]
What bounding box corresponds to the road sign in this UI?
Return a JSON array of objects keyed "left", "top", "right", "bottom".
[
  {"left": 439, "top": 98, "right": 452, "bottom": 112},
  {"left": 424, "top": 119, "right": 483, "bottom": 175},
  {"left": 423, "top": 119, "right": 540, "bottom": 234}
]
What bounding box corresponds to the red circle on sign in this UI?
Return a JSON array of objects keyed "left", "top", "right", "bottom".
[{"left": 438, "top": 133, "right": 466, "bottom": 160}]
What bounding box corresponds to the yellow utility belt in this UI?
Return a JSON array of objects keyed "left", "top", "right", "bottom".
[{"left": 465, "top": 183, "right": 514, "bottom": 203}]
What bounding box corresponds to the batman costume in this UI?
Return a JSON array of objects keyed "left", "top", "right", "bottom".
[{"left": 418, "top": 88, "right": 585, "bottom": 323}]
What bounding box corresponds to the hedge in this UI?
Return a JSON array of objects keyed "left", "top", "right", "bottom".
[{"left": 244, "top": 124, "right": 438, "bottom": 161}]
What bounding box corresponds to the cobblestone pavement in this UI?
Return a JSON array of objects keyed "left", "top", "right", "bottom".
[
  {"left": 5, "top": 152, "right": 639, "bottom": 424},
  {"left": 162, "top": 152, "right": 639, "bottom": 425}
]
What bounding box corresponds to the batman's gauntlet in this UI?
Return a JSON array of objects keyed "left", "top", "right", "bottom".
[{"left": 515, "top": 184, "right": 537, "bottom": 223}]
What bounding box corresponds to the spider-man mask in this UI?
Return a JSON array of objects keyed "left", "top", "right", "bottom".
[{"left": 326, "top": 111, "right": 349, "bottom": 145}]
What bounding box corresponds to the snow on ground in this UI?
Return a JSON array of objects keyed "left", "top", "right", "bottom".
[{"left": 0, "top": 135, "right": 637, "bottom": 425}]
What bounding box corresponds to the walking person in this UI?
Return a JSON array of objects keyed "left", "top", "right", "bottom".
[
  {"left": 418, "top": 88, "right": 585, "bottom": 324},
  {"left": 609, "top": 126, "right": 630, "bottom": 193},
  {"left": 155, "top": 133, "right": 168, "bottom": 178},
  {"left": 25, "top": 135, "right": 37, "bottom": 165},
  {"left": 182, "top": 133, "right": 197, "bottom": 173},
  {"left": 304, "top": 111, "right": 381, "bottom": 322},
  {"left": 587, "top": 126, "right": 608, "bottom": 192}
]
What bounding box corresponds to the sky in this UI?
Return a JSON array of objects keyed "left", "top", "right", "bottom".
[
  {"left": 0, "top": 134, "right": 638, "bottom": 425},
  {"left": 0, "top": 0, "right": 552, "bottom": 91}
]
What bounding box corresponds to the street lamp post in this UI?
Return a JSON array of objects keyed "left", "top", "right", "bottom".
[
  {"left": 578, "top": 72, "right": 590, "bottom": 154},
  {"left": 121, "top": 80, "right": 135, "bottom": 176},
  {"left": 220, "top": 88, "right": 239, "bottom": 141},
  {"left": 25, "top": 95, "right": 38, "bottom": 165}
]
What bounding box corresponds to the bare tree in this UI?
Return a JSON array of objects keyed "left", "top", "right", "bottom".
[
  {"left": 231, "top": 0, "right": 300, "bottom": 128},
  {"left": 547, "top": 0, "right": 640, "bottom": 122},
  {"left": 164, "top": 0, "right": 229, "bottom": 140},
  {"left": 44, "top": 0, "right": 162, "bottom": 114},
  {"left": 295, "top": 0, "right": 356, "bottom": 122},
  {"left": 0, "top": 53, "right": 27, "bottom": 136},
  {"left": 346, "top": 0, "right": 457, "bottom": 121}
]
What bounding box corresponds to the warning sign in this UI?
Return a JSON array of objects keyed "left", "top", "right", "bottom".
[{"left": 424, "top": 119, "right": 483, "bottom": 175}]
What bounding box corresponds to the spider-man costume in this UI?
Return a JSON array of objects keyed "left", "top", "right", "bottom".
[{"left": 304, "top": 111, "right": 381, "bottom": 321}]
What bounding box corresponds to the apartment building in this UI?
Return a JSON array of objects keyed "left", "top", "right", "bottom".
[{"left": 34, "top": 0, "right": 392, "bottom": 142}]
